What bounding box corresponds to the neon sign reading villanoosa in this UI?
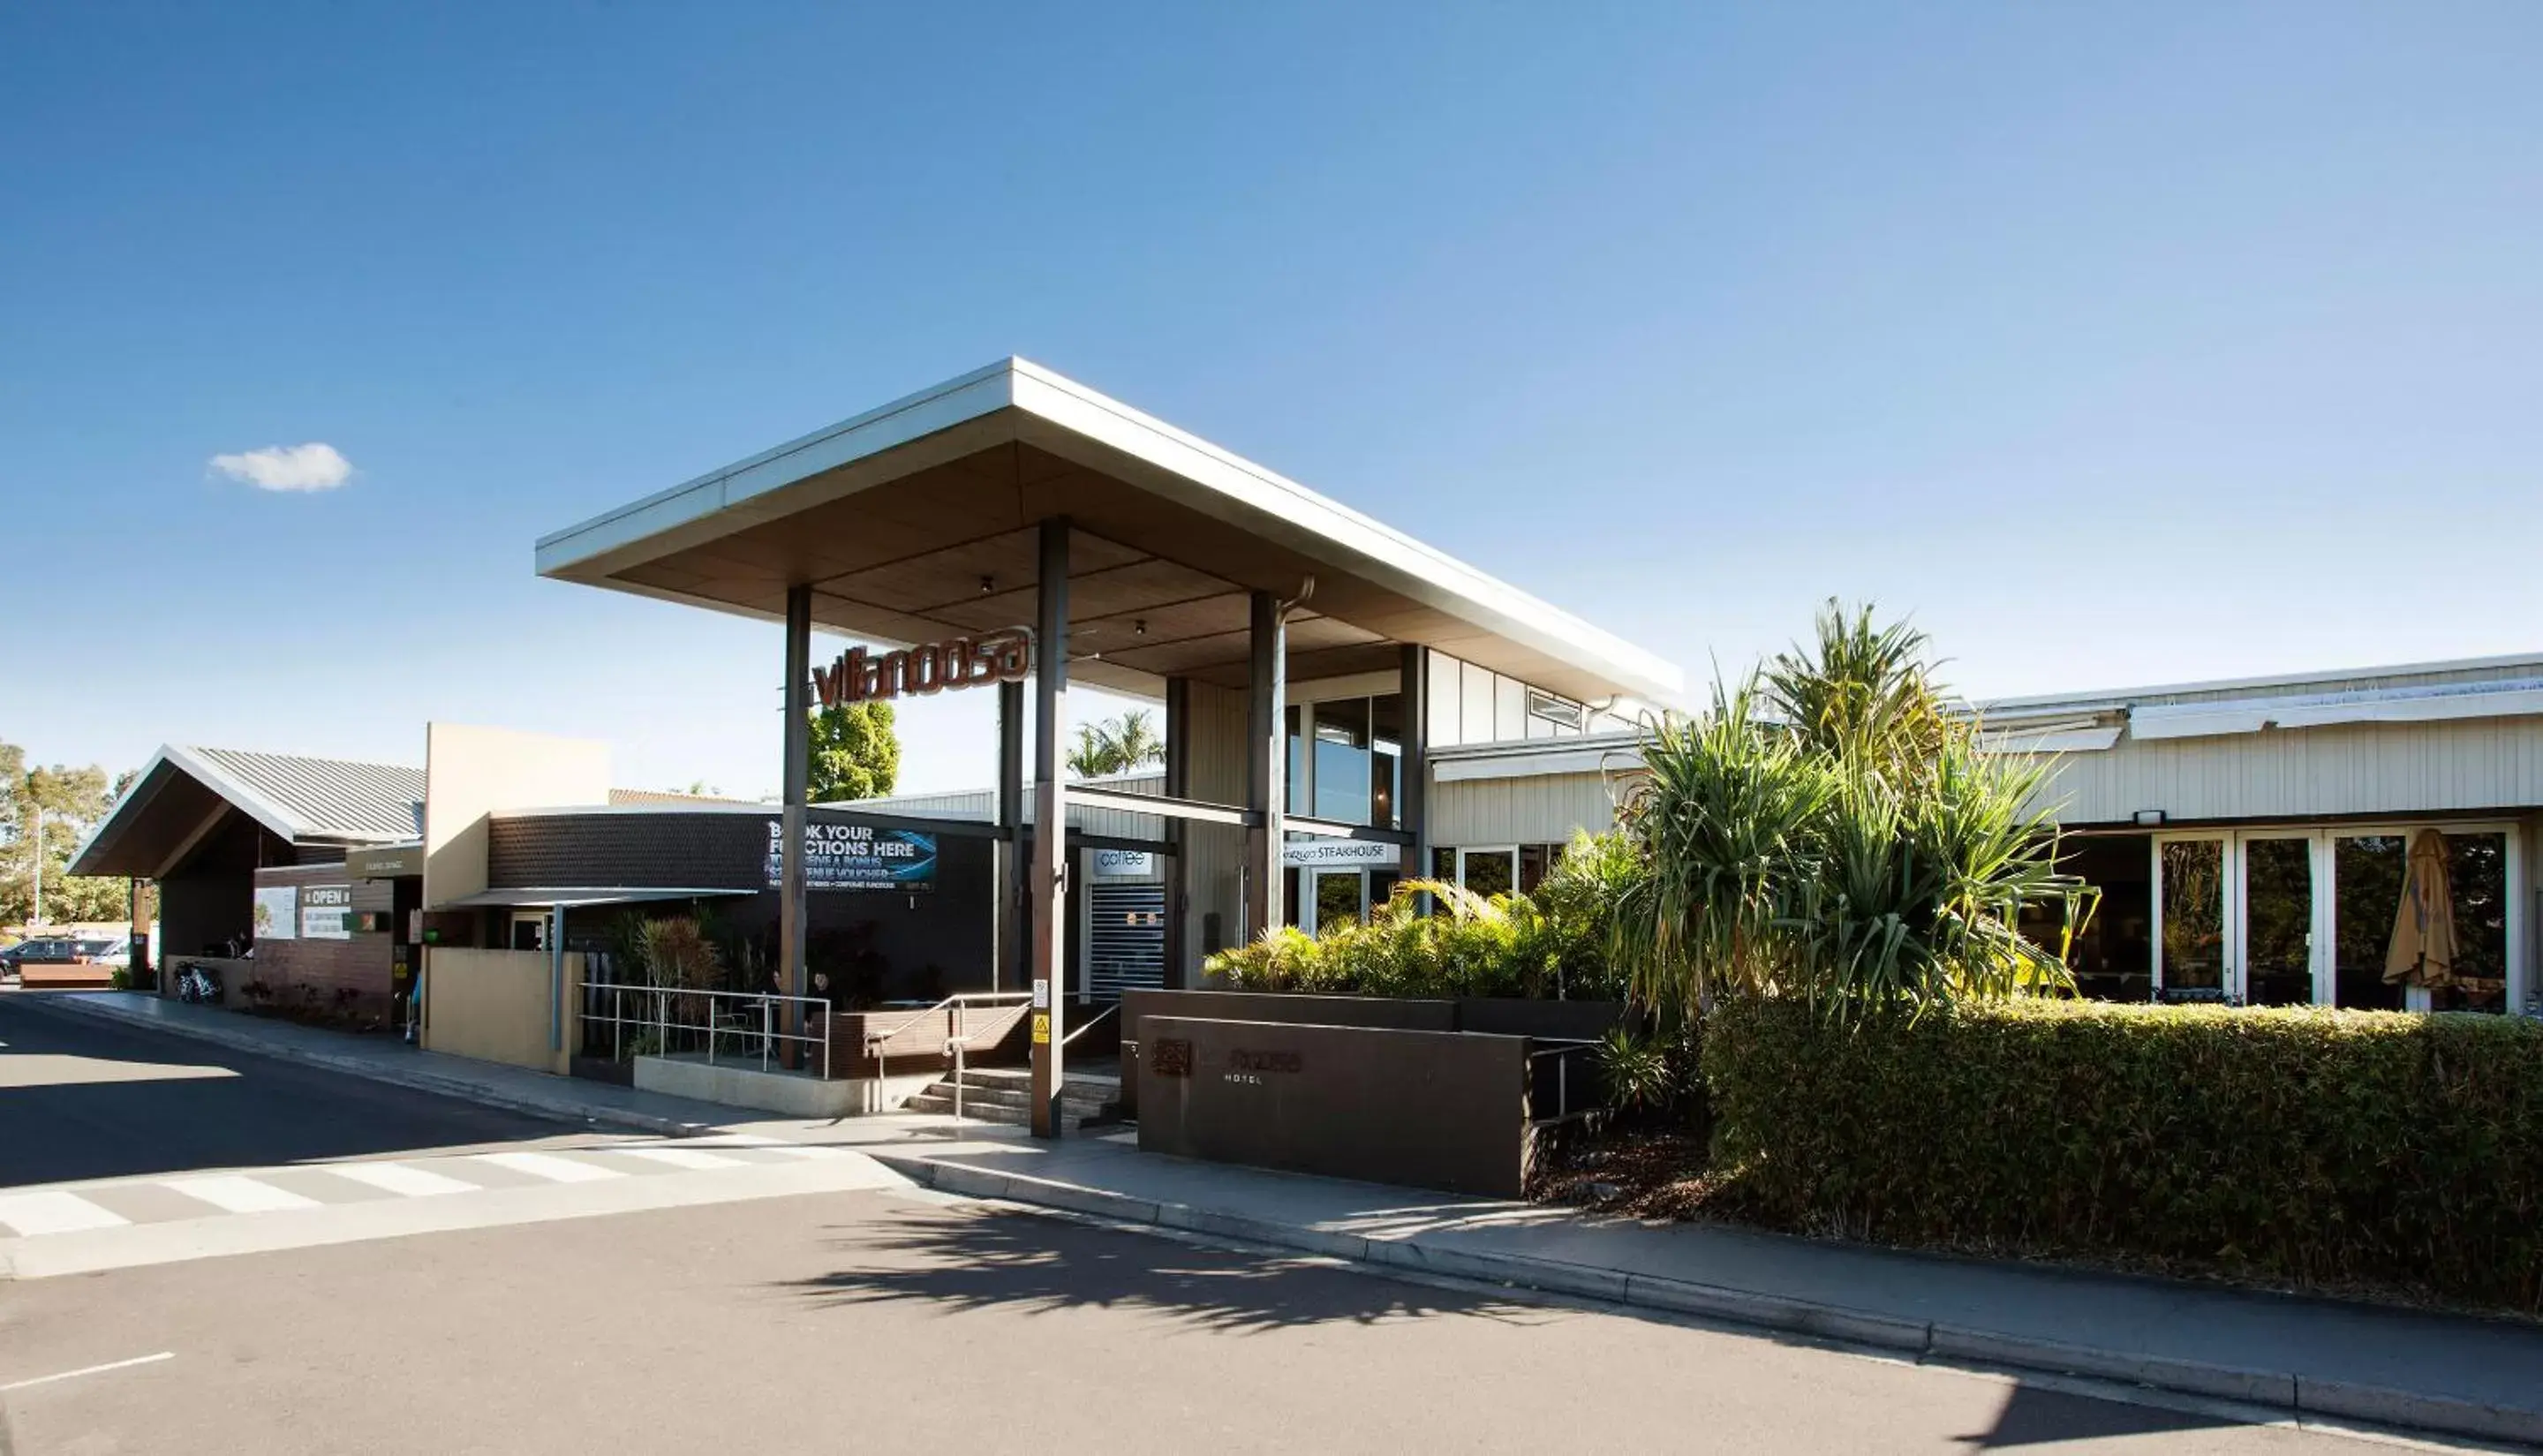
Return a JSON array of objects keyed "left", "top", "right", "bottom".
[{"left": 813, "top": 628, "right": 1032, "bottom": 707}]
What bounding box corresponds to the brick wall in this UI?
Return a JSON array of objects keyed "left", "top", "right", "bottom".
[{"left": 246, "top": 864, "right": 397, "bottom": 1015}]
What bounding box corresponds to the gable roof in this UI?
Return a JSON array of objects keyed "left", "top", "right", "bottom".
[{"left": 70, "top": 745, "right": 425, "bottom": 878}]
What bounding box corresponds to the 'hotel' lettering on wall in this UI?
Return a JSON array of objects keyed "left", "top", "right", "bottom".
[{"left": 813, "top": 628, "right": 1031, "bottom": 707}]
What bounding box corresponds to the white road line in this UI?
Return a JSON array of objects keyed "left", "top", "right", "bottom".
[
  {"left": 611, "top": 1147, "right": 744, "bottom": 1171},
  {"left": 164, "top": 1174, "right": 322, "bottom": 1214},
  {"left": 325, "top": 1162, "right": 481, "bottom": 1198},
  {"left": 473, "top": 1150, "right": 623, "bottom": 1184},
  {"left": 0, "top": 1351, "right": 176, "bottom": 1392},
  {"left": 759, "top": 1144, "right": 851, "bottom": 1160},
  {"left": 0, "top": 1189, "right": 132, "bottom": 1236}
]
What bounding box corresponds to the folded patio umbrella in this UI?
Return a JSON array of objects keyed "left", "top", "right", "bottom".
[{"left": 2382, "top": 827, "right": 2457, "bottom": 989}]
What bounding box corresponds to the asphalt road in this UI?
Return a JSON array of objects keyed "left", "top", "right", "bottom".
[
  {"left": 0, "top": 992, "right": 570, "bottom": 1188},
  {"left": 4, "top": 1188, "right": 2391, "bottom": 1455},
  {"left": 0, "top": 996, "right": 2400, "bottom": 1453}
]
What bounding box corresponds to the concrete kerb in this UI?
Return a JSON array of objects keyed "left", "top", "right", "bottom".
[
  {"left": 875, "top": 1150, "right": 2543, "bottom": 1451},
  {"left": 29, "top": 994, "right": 716, "bottom": 1139}
]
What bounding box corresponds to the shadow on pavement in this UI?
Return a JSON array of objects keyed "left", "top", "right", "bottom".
[
  {"left": 1957, "top": 1382, "right": 2245, "bottom": 1448},
  {"left": 781, "top": 1201, "right": 1562, "bottom": 1333},
  {"left": 0, "top": 994, "right": 564, "bottom": 1187}
]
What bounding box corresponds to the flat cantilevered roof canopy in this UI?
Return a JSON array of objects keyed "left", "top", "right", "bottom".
[{"left": 536, "top": 358, "right": 1682, "bottom": 706}]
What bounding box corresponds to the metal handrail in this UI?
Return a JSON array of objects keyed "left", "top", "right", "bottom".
[
  {"left": 863, "top": 990, "right": 1033, "bottom": 1083},
  {"left": 1059, "top": 1001, "right": 1119, "bottom": 1049},
  {"left": 580, "top": 981, "right": 832, "bottom": 1079},
  {"left": 1528, "top": 1037, "right": 1599, "bottom": 1120}
]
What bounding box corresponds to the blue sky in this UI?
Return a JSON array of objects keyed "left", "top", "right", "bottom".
[{"left": 6, "top": 3, "right": 2539, "bottom": 798}]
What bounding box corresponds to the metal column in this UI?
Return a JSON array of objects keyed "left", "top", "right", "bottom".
[
  {"left": 1029, "top": 519, "right": 1070, "bottom": 1138},
  {"left": 1244, "top": 590, "right": 1287, "bottom": 940},
  {"left": 996, "top": 677, "right": 1024, "bottom": 993},
  {"left": 1162, "top": 675, "right": 1191, "bottom": 988},
  {"left": 779, "top": 584, "right": 812, "bottom": 1065},
  {"left": 1398, "top": 643, "right": 1430, "bottom": 886}
]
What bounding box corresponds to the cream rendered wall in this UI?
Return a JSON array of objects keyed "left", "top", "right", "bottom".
[
  {"left": 421, "top": 947, "right": 579, "bottom": 1074},
  {"left": 423, "top": 724, "right": 612, "bottom": 909}
]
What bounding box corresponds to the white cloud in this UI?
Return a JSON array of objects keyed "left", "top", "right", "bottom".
[{"left": 209, "top": 442, "right": 355, "bottom": 493}]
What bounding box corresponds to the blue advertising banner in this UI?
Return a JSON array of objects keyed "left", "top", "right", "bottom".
[{"left": 765, "top": 820, "right": 937, "bottom": 891}]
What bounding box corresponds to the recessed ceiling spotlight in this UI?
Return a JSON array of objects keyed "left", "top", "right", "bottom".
[
  {"left": 1134, "top": 619, "right": 1149, "bottom": 636},
  {"left": 979, "top": 576, "right": 995, "bottom": 594}
]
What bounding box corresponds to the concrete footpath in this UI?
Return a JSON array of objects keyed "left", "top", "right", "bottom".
[
  {"left": 864, "top": 1133, "right": 2543, "bottom": 1449},
  {"left": 33, "top": 990, "right": 2543, "bottom": 1447}
]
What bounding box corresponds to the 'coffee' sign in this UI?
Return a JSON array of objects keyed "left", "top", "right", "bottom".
[{"left": 815, "top": 629, "right": 1030, "bottom": 707}]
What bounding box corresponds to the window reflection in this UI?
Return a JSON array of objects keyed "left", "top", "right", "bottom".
[
  {"left": 2334, "top": 835, "right": 2408, "bottom": 1010},
  {"left": 2160, "top": 840, "right": 2226, "bottom": 996},
  {"left": 2433, "top": 832, "right": 2508, "bottom": 1014},
  {"left": 1312, "top": 699, "right": 1370, "bottom": 824}
]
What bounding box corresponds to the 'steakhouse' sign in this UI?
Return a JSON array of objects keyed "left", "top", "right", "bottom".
[
  {"left": 814, "top": 629, "right": 1030, "bottom": 708},
  {"left": 766, "top": 820, "right": 938, "bottom": 892}
]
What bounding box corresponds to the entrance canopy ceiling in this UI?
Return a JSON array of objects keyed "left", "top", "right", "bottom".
[{"left": 537, "top": 358, "right": 1683, "bottom": 705}]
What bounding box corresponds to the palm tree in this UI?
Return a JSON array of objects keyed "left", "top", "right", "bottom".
[{"left": 1067, "top": 710, "right": 1167, "bottom": 778}]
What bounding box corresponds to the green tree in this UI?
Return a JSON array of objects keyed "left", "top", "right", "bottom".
[
  {"left": 807, "top": 700, "right": 900, "bottom": 803},
  {"left": 1066, "top": 709, "right": 1166, "bottom": 778},
  {"left": 1, "top": 740, "right": 134, "bottom": 925}
]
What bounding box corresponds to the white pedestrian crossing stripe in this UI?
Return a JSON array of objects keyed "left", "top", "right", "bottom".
[
  {"left": 472, "top": 1150, "right": 625, "bottom": 1184},
  {"left": 613, "top": 1146, "right": 744, "bottom": 1171},
  {"left": 0, "top": 1139, "right": 900, "bottom": 1276},
  {"left": 166, "top": 1174, "right": 321, "bottom": 1214},
  {"left": 0, "top": 1189, "right": 131, "bottom": 1236},
  {"left": 325, "top": 1161, "right": 479, "bottom": 1198}
]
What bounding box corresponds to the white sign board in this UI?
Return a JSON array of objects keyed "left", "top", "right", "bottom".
[
  {"left": 1090, "top": 849, "right": 1156, "bottom": 878},
  {"left": 252, "top": 886, "right": 298, "bottom": 941},
  {"left": 300, "top": 884, "right": 354, "bottom": 940},
  {"left": 1281, "top": 838, "right": 1400, "bottom": 868}
]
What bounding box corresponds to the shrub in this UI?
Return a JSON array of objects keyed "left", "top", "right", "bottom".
[
  {"left": 1613, "top": 604, "right": 2094, "bottom": 1024},
  {"left": 1705, "top": 996, "right": 2543, "bottom": 1312},
  {"left": 1206, "top": 834, "right": 1633, "bottom": 1000}
]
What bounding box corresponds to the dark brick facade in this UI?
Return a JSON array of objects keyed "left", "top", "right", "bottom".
[{"left": 490, "top": 810, "right": 1000, "bottom": 1004}]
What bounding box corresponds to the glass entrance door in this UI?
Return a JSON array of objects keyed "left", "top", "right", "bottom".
[
  {"left": 1309, "top": 869, "right": 1366, "bottom": 933},
  {"left": 2240, "top": 835, "right": 2320, "bottom": 1007},
  {"left": 2154, "top": 836, "right": 2230, "bottom": 1000}
]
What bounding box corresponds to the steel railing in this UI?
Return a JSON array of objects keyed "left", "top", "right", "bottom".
[
  {"left": 1528, "top": 1038, "right": 1599, "bottom": 1120},
  {"left": 864, "top": 991, "right": 1034, "bottom": 1087},
  {"left": 580, "top": 982, "right": 833, "bottom": 1080}
]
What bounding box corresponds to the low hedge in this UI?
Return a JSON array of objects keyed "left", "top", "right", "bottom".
[{"left": 1706, "top": 996, "right": 2543, "bottom": 1312}]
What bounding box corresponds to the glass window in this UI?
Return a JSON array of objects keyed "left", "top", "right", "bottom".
[
  {"left": 1430, "top": 846, "right": 1455, "bottom": 881},
  {"left": 2159, "top": 839, "right": 2226, "bottom": 997},
  {"left": 2334, "top": 835, "right": 2409, "bottom": 1010},
  {"left": 1285, "top": 705, "right": 1308, "bottom": 815},
  {"left": 1312, "top": 699, "right": 1371, "bottom": 825},
  {"left": 1370, "top": 694, "right": 1404, "bottom": 828},
  {"left": 1519, "top": 844, "right": 1551, "bottom": 895},
  {"left": 1462, "top": 849, "right": 1516, "bottom": 899},
  {"left": 2242, "top": 838, "right": 2315, "bottom": 1007},
  {"left": 2433, "top": 831, "right": 2509, "bottom": 1014},
  {"left": 1313, "top": 871, "right": 1362, "bottom": 933}
]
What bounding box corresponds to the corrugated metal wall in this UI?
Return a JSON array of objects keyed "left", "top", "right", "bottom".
[
  {"left": 1431, "top": 772, "right": 1624, "bottom": 846},
  {"left": 2032, "top": 717, "right": 2543, "bottom": 825}
]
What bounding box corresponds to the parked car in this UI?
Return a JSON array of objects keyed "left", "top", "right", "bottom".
[
  {"left": 2, "top": 938, "right": 82, "bottom": 980},
  {"left": 79, "top": 938, "right": 130, "bottom": 969}
]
